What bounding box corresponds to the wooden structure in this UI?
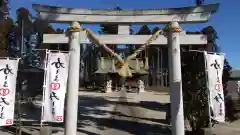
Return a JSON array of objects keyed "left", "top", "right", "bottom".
[
  {"left": 228, "top": 69, "right": 240, "bottom": 100},
  {"left": 33, "top": 3, "right": 219, "bottom": 135}
]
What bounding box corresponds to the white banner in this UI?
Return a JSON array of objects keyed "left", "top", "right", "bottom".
[
  {"left": 237, "top": 81, "right": 240, "bottom": 94},
  {"left": 0, "top": 58, "right": 19, "bottom": 126},
  {"left": 42, "top": 52, "right": 69, "bottom": 122},
  {"left": 204, "top": 52, "right": 225, "bottom": 122}
]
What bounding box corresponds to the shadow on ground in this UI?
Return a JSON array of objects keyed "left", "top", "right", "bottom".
[{"left": 2, "top": 93, "right": 170, "bottom": 135}]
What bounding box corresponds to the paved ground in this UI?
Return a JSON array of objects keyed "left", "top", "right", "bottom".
[
  {"left": 0, "top": 90, "right": 170, "bottom": 135},
  {"left": 71, "top": 90, "right": 170, "bottom": 135},
  {"left": 212, "top": 120, "right": 240, "bottom": 135},
  {"left": 0, "top": 90, "right": 240, "bottom": 135}
]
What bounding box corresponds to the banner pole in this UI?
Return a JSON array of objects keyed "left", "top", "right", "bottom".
[
  {"left": 189, "top": 50, "right": 225, "bottom": 55},
  {"left": 203, "top": 51, "right": 212, "bottom": 129},
  {"left": 40, "top": 50, "right": 49, "bottom": 127}
]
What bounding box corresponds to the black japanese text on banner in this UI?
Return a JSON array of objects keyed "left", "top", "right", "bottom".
[
  {"left": 0, "top": 59, "right": 19, "bottom": 126},
  {"left": 42, "top": 52, "right": 70, "bottom": 122},
  {"left": 204, "top": 52, "right": 225, "bottom": 122}
]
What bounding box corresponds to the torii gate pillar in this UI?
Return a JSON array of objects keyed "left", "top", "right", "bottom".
[
  {"left": 65, "top": 22, "right": 81, "bottom": 135},
  {"left": 168, "top": 22, "right": 185, "bottom": 135}
]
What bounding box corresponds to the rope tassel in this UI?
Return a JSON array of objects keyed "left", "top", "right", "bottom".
[{"left": 68, "top": 25, "right": 162, "bottom": 77}]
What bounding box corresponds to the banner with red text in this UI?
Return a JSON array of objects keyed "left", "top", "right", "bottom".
[
  {"left": 0, "top": 59, "right": 19, "bottom": 126},
  {"left": 42, "top": 52, "right": 69, "bottom": 122},
  {"left": 204, "top": 52, "right": 225, "bottom": 122}
]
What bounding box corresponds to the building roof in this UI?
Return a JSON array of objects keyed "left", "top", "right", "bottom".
[{"left": 230, "top": 69, "right": 240, "bottom": 79}]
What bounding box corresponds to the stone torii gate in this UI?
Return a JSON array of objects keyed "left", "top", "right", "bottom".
[{"left": 33, "top": 3, "right": 219, "bottom": 135}]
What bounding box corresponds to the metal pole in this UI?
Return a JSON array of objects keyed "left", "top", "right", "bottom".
[
  {"left": 17, "top": 93, "right": 22, "bottom": 135},
  {"left": 157, "top": 47, "right": 160, "bottom": 87},
  {"left": 160, "top": 47, "right": 164, "bottom": 87},
  {"left": 203, "top": 51, "right": 212, "bottom": 129},
  {"left": 168, "top": 22, "right": 185, "bottom": 135},
  {"left": 65, "top": 22, "right": 81, "bottom": 135},
  {"left": 81, "top": 44, "right": 87, "bottom": 84},
  {"left": 21, "top": 20, "right": 24, "bottom": 55},
  {"left": 151, "top": 55, "right": 155, "bottom": 86}
]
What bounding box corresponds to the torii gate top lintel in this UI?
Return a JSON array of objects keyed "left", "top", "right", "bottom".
[{"left": 32, "top": 3, "right": 219, "bottom": 24}]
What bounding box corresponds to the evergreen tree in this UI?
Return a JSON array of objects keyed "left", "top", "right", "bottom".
[
  {"left": 0, "top": 0, "right": 12, "bottom": 51},
  {"left": 0, "top": 0, "right": 9, "bottom": 20},
  {"left": 182, "top": 26, "right": 236, "bottom": 132},
  {"left": 8, "top": 25, "right": 20, "bottom": 57},
  {"left": 8, "top": 8, "right": 43, "bottom": 68}
]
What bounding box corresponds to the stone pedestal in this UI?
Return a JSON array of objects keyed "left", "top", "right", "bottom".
[
  {"left": 115, "top": 85, "right": 118, "bottom": 91},
  {"left": 120, "top": 85, "right": 125, "bottom": 91},
  {"left": 128, "top": 86, "right": 132, "bottom": 92},
  {"left": 106, "top": 80, "right": 112, "bottom": 93},
  {"left": 138, "top": 80, "right": 145, "bottom": 92}
]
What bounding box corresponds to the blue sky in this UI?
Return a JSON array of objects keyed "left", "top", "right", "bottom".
[{"left": 9, "top": 0, "right": 240, "bottom": 68}]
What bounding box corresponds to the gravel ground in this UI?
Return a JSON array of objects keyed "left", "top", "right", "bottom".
[
  {"left": 0, "top": 90, "right": 170, "bottom": 135},
  {"left": 0, "top": 90, "right": 239, "bottom": 135}
]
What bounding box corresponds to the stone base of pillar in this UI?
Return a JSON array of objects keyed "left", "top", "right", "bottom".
[
  {"left": 138, "top": 80, "right": 145, "bottom": 92},
  {"left": 105, "top": 80, "right": 112, "bottom": 93}
]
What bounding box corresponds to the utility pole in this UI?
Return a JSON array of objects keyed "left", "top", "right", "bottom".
[{"left": 65, "top": 22, "right": 81, "bottom": 135}]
